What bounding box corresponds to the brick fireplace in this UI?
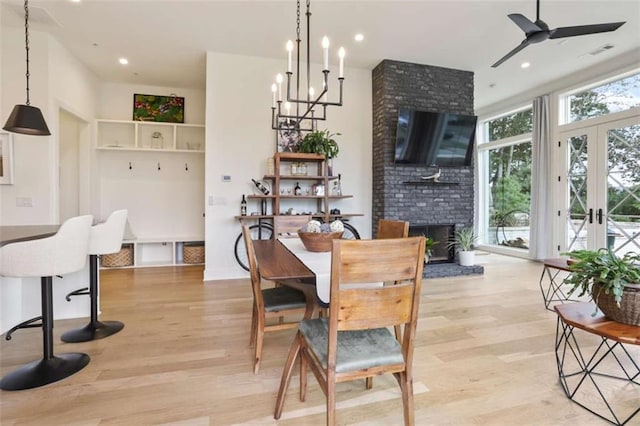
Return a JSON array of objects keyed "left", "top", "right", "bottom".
[{"left": 371, "top": 60, "right": 483, "bottom": 277}]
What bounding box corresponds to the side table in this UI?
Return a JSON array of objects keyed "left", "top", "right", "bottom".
[
  {"left": 539, "top": 258, "right": 583, "bottom": 310},
  {"left": 555, "top": 303, "right": 640, "bottom": 425}
]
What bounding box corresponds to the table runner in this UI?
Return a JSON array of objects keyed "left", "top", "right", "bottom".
[{"left": 279, "top": 238, "right": 383, "bottom": 304}]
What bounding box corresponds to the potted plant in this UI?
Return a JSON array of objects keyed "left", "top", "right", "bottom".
[
  {"left": 299, "top": 129, "right": 340, "bottom": 175},
  {"left": 424, "top": 237, "right": 438, "bottom": 264},
  {"left": 447, "top": 227, "right": 477, "bottom": 266},
  {"left": 563, "top": 248, "right": 640, "bottom": 326}
]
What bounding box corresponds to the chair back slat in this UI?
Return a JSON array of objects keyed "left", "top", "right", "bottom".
[
  {"left": 337, "top": 284, "right": 414, "bottom": 330},
  {"left": 329, "top": 237, "right": 424, "bottom": 332},
  {"left": 242, "top": 224, "right": 264, "bottom": 309},
  {"left": 273, "top": 215, "right": 312, "bottom": 238},
  {"left": 377, "top": 219, "right": 409, "bottom": 239}
]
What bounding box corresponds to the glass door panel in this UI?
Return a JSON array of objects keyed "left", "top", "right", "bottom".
[{"left": 603, "top": 121, "right": 640, "bottom": 256}]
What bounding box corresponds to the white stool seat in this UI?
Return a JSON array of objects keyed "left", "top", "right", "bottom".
[
  {"left": 0, "top": 215, "right": 93, "bottom": 391},
  {"left": 61, "top": 209, "right": 128, "bottom": 343}
]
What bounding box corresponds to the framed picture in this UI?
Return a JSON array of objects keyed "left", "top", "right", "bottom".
[
  {"left": 277, "top": 119, "right": 302, "bottom": 153},
  {"left": 133, "top": 94, "right": 185, "bottom": 123},
  {"left": 0, "top": 132, "right": 14, "bottom": 185}
]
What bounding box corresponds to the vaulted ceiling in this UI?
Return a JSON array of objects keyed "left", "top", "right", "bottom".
[{"left": 2, "top": 0, "right": 638, "bottom": 110}]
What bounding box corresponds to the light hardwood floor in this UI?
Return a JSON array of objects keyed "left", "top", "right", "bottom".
[{"left": 1, "top": 253, "right": 638, "bottom": 425}]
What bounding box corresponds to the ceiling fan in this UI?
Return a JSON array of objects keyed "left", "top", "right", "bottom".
[{"left": 492, "top": 0, "right": 625, "bottom": 68}]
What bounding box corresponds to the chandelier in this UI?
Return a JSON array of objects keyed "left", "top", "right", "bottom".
[{"left": 270, "top": 0, "right": 344, "bottom": 134}]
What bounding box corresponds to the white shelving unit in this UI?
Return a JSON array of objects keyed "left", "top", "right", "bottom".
[
  {"left": 95, "top": 119, "right": 205, "bottom": 268},
  {"left": 121, "top": 238, "right": 204, "bottom": 268},
  {"left": 96, "top": 119, "right": 205, "bottom": 152}
]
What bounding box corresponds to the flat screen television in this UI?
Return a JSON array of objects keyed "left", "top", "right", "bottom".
[{"left": 394, "top": 108, "right": 477, "bottom": 167}]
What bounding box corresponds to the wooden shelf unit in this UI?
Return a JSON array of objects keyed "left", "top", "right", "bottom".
[{"left": 242, "top": 152, "right": 360, "bottom": 223}]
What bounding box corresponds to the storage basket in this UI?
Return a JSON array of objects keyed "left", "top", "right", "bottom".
[
  {"left": 593, "top": 282, "right": 640, "bottom": 326},
  {"left": 102, "top": 244, "right": 133, "bottom": 267},
  {"left": 183, "top": 242, "right": 205, "bottom": 264}
]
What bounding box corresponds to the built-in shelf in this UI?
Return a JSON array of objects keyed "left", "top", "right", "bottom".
[{"left": 402, "top": 181, "right": 459, "bottom": 185}]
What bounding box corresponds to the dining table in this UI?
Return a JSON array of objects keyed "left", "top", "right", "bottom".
[{"left": 252, "top": 237, "right": 381, "bottom": 305}]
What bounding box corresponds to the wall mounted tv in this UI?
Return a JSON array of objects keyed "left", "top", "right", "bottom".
[{"left": 394, "top": 108, "right": 477, "bottom": 167}]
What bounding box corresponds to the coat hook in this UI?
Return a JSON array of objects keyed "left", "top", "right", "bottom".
[
  {"left": 157, "top": 162, "right": 161, "bottom": 171},
  {"left": 185, "top": 162, "right": 189, "bottom": 171},
  {"left": 129, "top": 161, "right": 132, "bottom": 170}
]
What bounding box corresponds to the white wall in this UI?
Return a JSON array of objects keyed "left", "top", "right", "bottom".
[{"left": 204, "top": 52, "right": 372, "bottom": 280}]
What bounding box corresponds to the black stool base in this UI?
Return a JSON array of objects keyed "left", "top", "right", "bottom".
[
  {"left": 0, "top": 353, "right": 90, "bottom": 391},
  {"left": 60, "top": 320, "right": 124, "bottom": 343}
]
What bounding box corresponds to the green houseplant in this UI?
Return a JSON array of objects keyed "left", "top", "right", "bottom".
[
  {"left": 423, "top": 237, "right": 438, "bottom": 264},
  {"left": 298, "top": 130, "right": 340, "bottom": 159},
  {"left": 447, "top": 227, "right": 477, "bottom": 266},
  {"left": 563, "top": 248, "right": 640, "bottom": 325}
]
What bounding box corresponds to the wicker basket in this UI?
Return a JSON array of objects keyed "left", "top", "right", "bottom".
[
  {"left": 297, "top": 231, "right": 343, "bottom": 252},
  {"left": 183, "top": 242, "right": 205, "bottom": 264},
  {"left": 593, "top": 282, "right": 640, "bottom": 326},
  {"left": 102, "top": 244, "right": 133, "bottom": 267}
]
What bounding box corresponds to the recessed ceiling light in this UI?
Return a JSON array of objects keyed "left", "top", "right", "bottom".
[
  {"left": 354, "top": 34, "right": 364, "bottom": 42},
  {"left": 70, "top": 0, "right": 81, "bottom": 3},
  {"left": 489, "top": 83, "right": 496, "bottom": 88},
  {"left": 119, "top": 58, "right": 129, "bottom": 65},
  {"left": 521, "top": 62, "right": 530, "bottom": 69}
]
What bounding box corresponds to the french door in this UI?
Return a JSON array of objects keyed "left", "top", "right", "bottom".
[{"left": 559, "top": 115, "right": 640, "bottom": 255}]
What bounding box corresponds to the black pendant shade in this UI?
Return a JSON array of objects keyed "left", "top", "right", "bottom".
[{"left": 3, "top": 104, "right": 51, "bottom": 136}]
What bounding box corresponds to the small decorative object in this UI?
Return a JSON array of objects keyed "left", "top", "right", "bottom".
[
  {"left": 277, "top": 120, "right": 302, "bottom": 153},
  {"left": 563, "top": 248, "right": 640, "bottom": 325},
  {"left": 313, "top": 184, "right": 325, "bottom": 196},
  {"left": 150, "top": 131, "right": 163, "bottom": 149},
  {"left": 251, "top": 178, "right": 270, "bottom": 195},
  {"left": 305, "top": 220, "right": 323, "bottom": 233},
  {"left": 267, "top": 157, "right": 275, "bottom": 175},
  {"left": 240, "top": 194, "right": 247, "bottom": 216},
  {"left": 294, "top": 182, "right": 302, "bottom": 195},
  {"left": 183, "top": 242, "right": 205, "bottom": 264},
  {"left": 329, "top": 220, "right": 344, "bottom": 232},
  {"left": 446, "top": 227, "right": 477, "bottom": 266},
  {"left": 133, "top": 93, "right": 184, "bottom": 123}
]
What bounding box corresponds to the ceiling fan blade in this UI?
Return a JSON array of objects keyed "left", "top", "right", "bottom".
[
  {"left": 491, "top": 40, "right": 530, "bottom": 68},
  {"left": 550, "top": 22, "right": 625, "bottom": 39},
  {"left": 508, "top": 13, "right": 542, "bottom": 34}
]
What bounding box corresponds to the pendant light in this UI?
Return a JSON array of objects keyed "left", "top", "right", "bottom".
[{"left": 3, "top": 0, "right": 51, "bottom": 136}]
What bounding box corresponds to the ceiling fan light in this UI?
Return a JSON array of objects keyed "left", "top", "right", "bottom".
[{"left": 3, "top": 104, "right": 51, "bottom": 136}]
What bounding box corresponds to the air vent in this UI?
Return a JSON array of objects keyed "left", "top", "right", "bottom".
[{"left": 588, "top": 44, "right": 615, "bottom": 56}]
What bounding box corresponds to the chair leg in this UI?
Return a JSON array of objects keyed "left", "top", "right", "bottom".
[
  {"left": 249, "top": 304, "right": 257, "bottom": 348},
  {"left": 399, "top": 372, "right": 415, "bottom": 426},
  {"left": 0, "top": 277, "right": 90, "bottom": 391},
  {"left": 274, "top": 333, "right": 302, "bottom": 420},
  {"left": 365, "top": 377, "right": 373, "bottom": 389},
  {"left": 61, "top": 255, "right": 124, "bottom": 343},
  {"left": 300, "top": 348, "right": 307, "bottom": 401},
  {"left": 253, "top": 317, "right": 265, "bottom": 374},
  {"left": 327, "top": 377, "right": 337, "bottom": 426}
]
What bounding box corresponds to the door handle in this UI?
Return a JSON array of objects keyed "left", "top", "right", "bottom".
[
  {"left": 597, "top": 208, "right": 603, "bottom": 225},
  {"left": 588, "top": 208, "right": 593, "bottom": 224}
]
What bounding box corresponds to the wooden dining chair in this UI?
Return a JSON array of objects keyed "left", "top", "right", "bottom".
[
  {"left": 242, "top": 225, "right": 315, "bottom": 374},
  {"left": 274, "top": 236, "right": 425, "bottom": 426},
  {"left": 273, "top": 215, "right": 312, "bottom": 238},
  {"left": 377, "top": 219, "right": 409, "bottom": 239}
]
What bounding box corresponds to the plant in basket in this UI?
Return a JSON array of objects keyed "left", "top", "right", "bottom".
[{"left": 563, "top": 248, "right": 640, "bottom": 325}]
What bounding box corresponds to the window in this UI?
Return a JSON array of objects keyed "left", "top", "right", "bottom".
[
  {"left": 479, "top": 107, "right": 532, "bottom": 251},
  {"left": 566, "top": 72, "right": 640, "bottom": 123}
]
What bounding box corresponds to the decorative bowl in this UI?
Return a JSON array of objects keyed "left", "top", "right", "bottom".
[{"left": 297, "top": 231, "right": 343, "bottom": 252}]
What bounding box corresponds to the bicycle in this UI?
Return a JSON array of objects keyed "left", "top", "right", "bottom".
[{"left": 234, "top": 218, "right": 361, "bottom": 271}]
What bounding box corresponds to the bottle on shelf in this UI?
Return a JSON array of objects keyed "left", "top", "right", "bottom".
[
  {"left": 251, "top": 178, "right": 270, "bottom": 195},
  {"left": 240, "top": 194, "right": 247, "bottom": 216},
  {"left": 294, "top": 182, "right": 302, "bottom": 196},
  {"left": 332, "top": 174, "right": 342, "bottom": 196}
]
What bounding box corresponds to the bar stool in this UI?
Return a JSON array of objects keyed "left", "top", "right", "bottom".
[
  {"left": 61, "top": 209, "right": 127, "bottom": 343},
  {"left": 0, "top": 215, "right": 93, "bottom": 391}
]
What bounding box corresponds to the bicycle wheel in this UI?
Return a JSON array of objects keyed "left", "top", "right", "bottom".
[
  {"left": 234, "top": 223, "right": 274, "bottom": 271},
  {"left": 341, "top": 222, "right": 361, "bottom": 240}
]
